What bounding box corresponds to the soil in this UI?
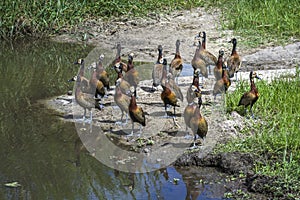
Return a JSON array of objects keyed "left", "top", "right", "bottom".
[{"left": 47, "top": 7, "right": 300, "bottom": 199}]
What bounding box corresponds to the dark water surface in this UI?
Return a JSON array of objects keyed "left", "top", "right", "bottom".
[{"left": 0, "top": 39, "right": 227, "bottom": 200}]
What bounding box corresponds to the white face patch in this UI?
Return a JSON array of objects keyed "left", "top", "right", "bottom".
[
  {"left": 115, "top": 78, "right": 121, "bottom": 86},
  {"left": 129, "top": 86, "right": 135, "bottom": 94},
  {"left": 99, "top": 54, "right": 104, "bottom": 60}
]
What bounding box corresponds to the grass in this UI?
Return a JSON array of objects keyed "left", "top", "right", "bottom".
[
  {"left": 0, "top": 0, "right": 205, "bottom": 39},
  {"left": 2, "top": 0, "right": 299, "bottom": 45},
  {"left": 216, "top": 67, "right": 300, "bottom": 197},
  {"left": 209, "top": 0, "right": 300, "bottom": 47}
]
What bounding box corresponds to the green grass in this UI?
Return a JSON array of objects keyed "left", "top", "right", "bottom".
[
  {"left": 217, "top": 67, "right": 300, "bottom": 197},
  {"left": 0, "top": 0, "right": 205, "bottom": 39},
  {"left": 209, "top": 0, "right": 300, "bottom": 47},
  {"left": 1, "top": 0, "right": 300, "bottom": 45}
]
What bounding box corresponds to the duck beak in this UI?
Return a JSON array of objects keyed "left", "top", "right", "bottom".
[
  {"left": 256, "top": 75, "right": 262, "bottom": 80},
  {"left": 228, "top": 39, "right": 232, "bottom": 43}
]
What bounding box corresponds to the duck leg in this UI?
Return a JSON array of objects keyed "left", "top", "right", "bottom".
[
  {"left": 127, "top": 121, "right": 134, "bottom": 137},
  {"left": 173, "top": 106, "right": 176, "bottom": 117},
  {"left": 123, "top": 114, "right": 128, "bottom": 126},
  {"left": 208, "top": 65, "right": 211, "bottom": 75},
  {"left": 184, "top": 130, "right": 193, "bottom": 139},
  {"left": 136, "top": 125, "right": 142, "bottom": 137},
  {"left": 115, "top": 111, "right": 124, "bottom": 125},
  {"left": 89, "top": 110, "right": 93, "bottom": 123},
  {"left": 82, "top": 108, "right": 87, "bottom": 121},
  {"left": 163, "top": 104, "right": 169, "bottom": 118},
  {"left": 99, "top": 99, "right": 105, "bottom": 109},
  {"left": 189, "top": 135, "right": 198, "bottom": 149},
  {"left": 250, "top": 106, "right": 255, "bottom": 119}
]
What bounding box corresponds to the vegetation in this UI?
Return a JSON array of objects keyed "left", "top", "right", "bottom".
[
  {"left": 2, "top": 0, "right": 299, "bottom": 44},
  {"left": 218, "top": 67, "right": 300, "bottom": 198},
  {"left": 0, "top": 0, "right": 204, "bottom": 39},
  {"left": 210, "top": 0, "right": 300, "bottom": 46}
]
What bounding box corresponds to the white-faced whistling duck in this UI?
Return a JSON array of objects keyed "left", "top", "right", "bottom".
[
  {"left": 213, "top": 64, "right": 231, "bottom": 100},
  {"left": 227, "top": 38, "right": 242, "bottom": 82},
  {"left": 152, "top": 45, "right": 164, "bottom": 90},
  {"left": 190, "top": 69, "right": 202, "bottom": 107},
  {"left": 184, "top": 85, "right": 200, "bottom": 137},
  {"left": 124, "top": 53, "right": 140, "bottom": 97},
  {"left": 189, "top": 103, "right": 208, "bottom": 149},
  {"left": 114, "top": 78, "right": 130, "bottom": 125},
  {"left": 96, "top": 54, "right": 110, "bottom": 90},
  {"left": 161, "top": 59, "right": 180, "bottom": 117},
  {"left": 70, "top": 59, "right": 90, "bottom": 93},
  {"left": 74, "top": 75, "right": 102, "bottom": 122},
  {"left": 161, "top": 58, "right": 183, "bottom": 102},
  {"left": 90, "top": 64, "right": 106, "bottom": 99},
  {"left": 166, "top": 72, "right": 184, "bottom": 102},
  {"left": 214, "top": 49, "right": 225, "bottom": 81},
  {"left": 200, "top": 31, "right": 217, "bottom": 75},
  {"left": 170, "top": 39, "right": 183, "bottom": 84},
  {"left": 114, "top": 43, "right": 128, "bottom": 72},
  {"left": 128, "top": 86, "right": 146, "bottom": 137},
  {"left": 192, "top": 39, "right": 207, "bottom": 82},
  {"left": 114, "top": 65, "right": 131, "bottom": 95},
  {"left": 238, "top": 71, "right": 261, "bottom": 118}
]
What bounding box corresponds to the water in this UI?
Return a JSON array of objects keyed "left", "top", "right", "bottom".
[{"left": 0, "top": 39, "right": 228, "bottom": 200}]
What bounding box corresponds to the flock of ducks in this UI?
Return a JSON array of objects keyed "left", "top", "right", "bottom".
[{"left": 69, "top": 31, "right": 261, "bottom": 148}]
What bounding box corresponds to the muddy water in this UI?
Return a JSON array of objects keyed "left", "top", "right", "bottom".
[{"left": 0, "top": 40, "right": 229, "bottom": 199}]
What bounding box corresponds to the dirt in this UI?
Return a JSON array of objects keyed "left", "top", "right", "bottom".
[{"left": 48, "top": 7, "right": 300, "bottom": 199}]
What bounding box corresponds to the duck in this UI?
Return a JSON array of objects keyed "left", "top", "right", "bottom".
[
  {"left": 152, "top": 45, "right": 164, "bottom": 90},
  {"left": 189, "top": 103, "right": 208, "bottom": 148},
  {"left": 161, "top": 80, "right": 180, "bottom": 118},
  {"left": 190, "top": 69, "right": 202, "bottom": 107},
  {"left": 161, "top": 58, "right": 183, "bottom": 102},
  {"left": 114, "top": 43, "right": 128, "bottom": 72},
  {"left": 70, "top": 59, "right": 90, "bottom": 93},
  {"left": 74, "top": 75, "right": 102, "bottom": 122},
  {"left": 128, "top": 87, "right": 146, "bottom": 137},
  {"left": 191, "top": 39, "right": 208, "bottom": 84},
  {"left": 114, "top": 78, "right": 130, "bottom": 125},
  {"left": 212, "top": 64, "right": 231, "bottom": 100},
  {"left": 89, "top": 65, "right": 106, "bottom": 99},
  {"left": 169, "top": 39, "right": 183, "bottom": 84},
  {"left": 227, "top": 38, "right": 242, "bottom": 81},
  {"left": 96, "top": 54, "right": 110, "bottom": 90},
  {"left": 214, "top": 49, "right": 225, "bottom": 81},
  {"left": 124, "top": 53, "right": 140, "bottom": 97},
  {"left": 114, "top": 64, "right": 131, "bottom": 95},
  {"left": 166, "top": 72, "right": 184, "bottom": 102},
  {"left": 199, "top": 31, "right": 217, "bottom": 75},
  {"left": 238, "top": 71, "right": 261, "bottom": 118},
  {"left": 161, "top": 59, "right": 180, "bottom": 117},
  {"left": 72, "top": 58, "right": 105, "bottom": 99},
  {"left": 184, "top": 85, "right": 200, "bottom": 136}
]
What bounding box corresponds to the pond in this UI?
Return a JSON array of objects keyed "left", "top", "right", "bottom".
[{"left": 0, "top": 39, "right": 229, "bottom": 199}]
